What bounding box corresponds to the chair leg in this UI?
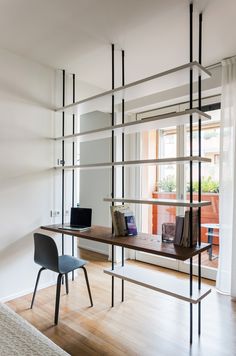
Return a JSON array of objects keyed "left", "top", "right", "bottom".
[
  {"left": 65, "top": 273, "right": 69, "bottom": 294},
  {"left": 81, "top": 266, "right": 93, "bottom": 307},
  {"left": 30, "top": 267, "right": 45, "bottom": 309},
  {"left": 54, "top": 273, "right": 63, "bottom": 325}
]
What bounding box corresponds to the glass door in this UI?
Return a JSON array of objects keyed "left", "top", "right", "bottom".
[
  {"left": 135, "top": 101, "right": 220, "bottom": 280},
  {"left": 136, "top": 105, "right": 179, "bottom": 270},
  {"left": 179, "top": 107, "right": 220, "bottom": 279}
]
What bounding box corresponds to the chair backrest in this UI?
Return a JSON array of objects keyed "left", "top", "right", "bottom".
[{"left": 34, "top": 233, "right": 59, "bottom": 273}]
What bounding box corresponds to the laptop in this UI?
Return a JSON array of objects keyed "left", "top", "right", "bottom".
[{"left": 59, "top": 207, "right": 92, "bottom": 231}]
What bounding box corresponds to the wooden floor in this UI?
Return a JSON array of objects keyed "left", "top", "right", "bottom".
[
  {"left": 193, "top": 245, "right": 219, "bottom": 269},
  {"left": 7, "top": 249, "right": 236, "bottom": 356}
]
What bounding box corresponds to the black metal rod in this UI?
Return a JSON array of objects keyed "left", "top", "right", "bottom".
[
  {"left": 121, "top": 49, "right": 125, "bottom": 302},
  {"left": 190, "top": 303, "right": 193, "bottom": 344},
  {"left": 198, "top": 13, "right": 202, "bottom": 248},
  {"left": 111, "top": 245, "right": 114, "bottom": 307},
  {"left": 198, "top": 13, "right": 202, "bottom": 246},
  {"left": 189, "top": 2, "right": 193, "bottom": 345},
  {"left": 111, "top": 44, "right": 115, "bottom": 307},
  {"left": 62, "top": 69, "right": 65, "bottom": 256},
  {"left": 198, "top": 12, "right": 203, "bottom": 337},
  {"left": 112, "top": 44, "right": 115, "bottom": 90},
  {"left": 122, "top": 49, "right": 125, "bottom": 199},
  {"left": 111, "top": 43, "right": 115, "bottom": 212},
  {"left": 72, "top": 73, "right": 76, "bottom": 281}
]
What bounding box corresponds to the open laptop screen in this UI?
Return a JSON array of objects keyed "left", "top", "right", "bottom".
[{"left": 70, "top": 207, "right": 92, "bottom": 228}]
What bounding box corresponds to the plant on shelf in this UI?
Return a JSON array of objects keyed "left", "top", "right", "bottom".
[
  {"left": 158, "top": 176, "right": 176, "bottom": 192},
  {"left": 187, "top": 176, "right": 219, "bottom": 193}
]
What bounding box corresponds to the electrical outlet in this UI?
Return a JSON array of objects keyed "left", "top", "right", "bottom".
[{"left": 50, "top": 210, "right": 60, "bottom": 218}]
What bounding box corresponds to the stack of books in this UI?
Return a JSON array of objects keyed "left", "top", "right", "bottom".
[
  {"left": 110, "top": 205, "right": 137, "bottom": 236},
  {"left": 173, "top": 210, "right": 199, "bottom": 247}
]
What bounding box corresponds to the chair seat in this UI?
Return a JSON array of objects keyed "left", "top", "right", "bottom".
[{"left": 58, "top": 255, "right": 87, "bottom": 274}]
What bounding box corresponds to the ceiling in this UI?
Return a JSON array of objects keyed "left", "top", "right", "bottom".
[{"left": 0, "top": 0, "right": 235, "bottom": 91}]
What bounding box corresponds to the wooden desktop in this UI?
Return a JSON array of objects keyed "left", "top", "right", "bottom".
[{"left": 41, "top": 224, "right": 210, "bottom": 261}]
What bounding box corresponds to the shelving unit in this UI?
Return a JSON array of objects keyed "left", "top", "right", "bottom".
[
  {"left": 104, "top": 197, "right": 211, "bottom": 208},
  {"left": 97, "top": 3, "right": 209, "bottom": 345},
  {"left": 54, "top": 108, "right": 210, "bottom": 142},
  {"left": 104, "top": 265, "right": 211, "bottom": 304},
  {"left": 41, "top": 225, "right": 211, "bottom": 260},
  {"left": 55, "top": 2, "right": 211, "bottom": 345},
  {"left": 54, "top": 156, "right": 210, "bottom": 171},
  {"left": 55, "top": 61, "right": 210, "bottom": 116}
]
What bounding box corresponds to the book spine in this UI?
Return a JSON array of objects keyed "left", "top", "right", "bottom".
[
  {"left": 112, "top": 210, "right": 120, "bottom": 236},
  {"left": 174, "top": 216, "right": 184, "bottom": 246},
  {"left": 182, "top": 211, "right": 190, "bottom": 247}
]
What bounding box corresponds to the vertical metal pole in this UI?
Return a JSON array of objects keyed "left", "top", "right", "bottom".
[
  {"left": 62, "top": 70, "right": 65, "bottom": 256},
  {"left": 111, "top": 43, "right": 115, "bottom": 211},
  {"left": 111, "top": 43, "right": 115, "bottom": 307},
  {"left": 198, "top": 12, "right": 203, "bottom": 336},
  {"left": 189, "top": 2, "right": 193, "bottom": 345},
  {"left": 72, "top": 73, "right": 76, "bottom": 281},
  {"left": 121, "top": 49, "right": 125, "bottom": 302},
  {"left": 111, "top": 244, "right": 115, "bottom": 307}
]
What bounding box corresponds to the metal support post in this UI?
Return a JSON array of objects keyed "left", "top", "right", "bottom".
[
  {"left": 72, "top": 73, "right": 76, "bottom": 281},
  {"left": 198, "top": 12, "right": 203, "bottom": 336},
  {"left": 111, "top": 43, "right": 115, "bottom": 307},
  {"left": 121, "top": 49, "right": 125, "bottom": 302},
  {"left": 189, "top": 2, "right": 193, "bottom": 344}
]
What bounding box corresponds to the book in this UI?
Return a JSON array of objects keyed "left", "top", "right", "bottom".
[
  {"left": 125, "top": 214, "right": 137, "bottom": 236},
  {"left": 174, "top": 216, "right": 184, "bottom": 246},
  {"left": 110, "top": 205, "right": 135, "bottom": 236},
  {"left": 181, "top": 210, "right": 199, "bottom": 247}
]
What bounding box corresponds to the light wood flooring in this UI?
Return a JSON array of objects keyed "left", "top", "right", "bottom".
[
  {"left": 193, "top": 245, "right": 219, "bottom": 269},
  {"left": 7, "top": 249, "right": 236, "bottom": 356}
]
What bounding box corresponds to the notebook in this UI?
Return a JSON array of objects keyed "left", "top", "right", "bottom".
[{"left": 59, "top": 207, "right": 92, "bottom": 231}]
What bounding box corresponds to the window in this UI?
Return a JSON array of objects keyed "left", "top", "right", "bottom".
[{"left": 138, "top": 106, "right": 220, "bottom": 279}]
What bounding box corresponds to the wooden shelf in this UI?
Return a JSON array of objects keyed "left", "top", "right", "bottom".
[
  {"left": 104, "top": 265, "right": 211, "bottom": 304},
  {"left": 104, "top": 197, "right": 211, "bottom": 208},
  {"left": 54, "top": 156, "right": 211, "bottom": 170},
  {"left": 55, "top": 62, "right": 211, "bottom": 115},
  {"left": 55, "top": 109, "right": 210, "bottom": 142},
  {"left": 41, "top": 224, "right": 211, "bottom": 261}
]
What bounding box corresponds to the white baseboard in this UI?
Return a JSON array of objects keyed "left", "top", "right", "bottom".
[
  {"left": 0, "top": 273, "right": 76, "bottom": 303},
  {"left": 78, "top": 242, "right": 109, "bottom": 257},
  {"left": 0, "top": 280, "right": 56, "bottom": 303}
]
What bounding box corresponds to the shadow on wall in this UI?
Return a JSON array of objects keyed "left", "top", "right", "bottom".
[
  {"left": 0, "top": 76, "right": 54, "bottom": 110},
  {"left": 0, "top": 230, "right": 34, "bottom": 268},
  {"left": 0, "top": 228, "right": 58, "bottom": 268}
]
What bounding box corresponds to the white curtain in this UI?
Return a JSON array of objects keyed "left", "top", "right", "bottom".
[{"left": 216, "top": 56, "right": 236, "bottom": 298}]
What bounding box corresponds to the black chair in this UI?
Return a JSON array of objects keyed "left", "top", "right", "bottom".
[{"left": 30, "top": 233, "right": 93, "bottom": 324}]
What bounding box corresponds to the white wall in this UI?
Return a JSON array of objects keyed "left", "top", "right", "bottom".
[
  {"left": 79, "top": 111, "right": 111, "bottom": 255},
  {"left": 0, "top": 48, "right": 57, "bottom": 301}
]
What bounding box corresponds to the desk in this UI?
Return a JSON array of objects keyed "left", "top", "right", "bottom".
[
  {"left": 41, "top": 224, "right": 210, "bottom": 261},
  {"left": 201, "top": 223, "right": 219, "bottom": 260},
  {"left": 41, "top": 224, "right": 211, "bottom": 298},
  {"left": 41, "top": 224, "right": 211, "bottom": 339}
]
